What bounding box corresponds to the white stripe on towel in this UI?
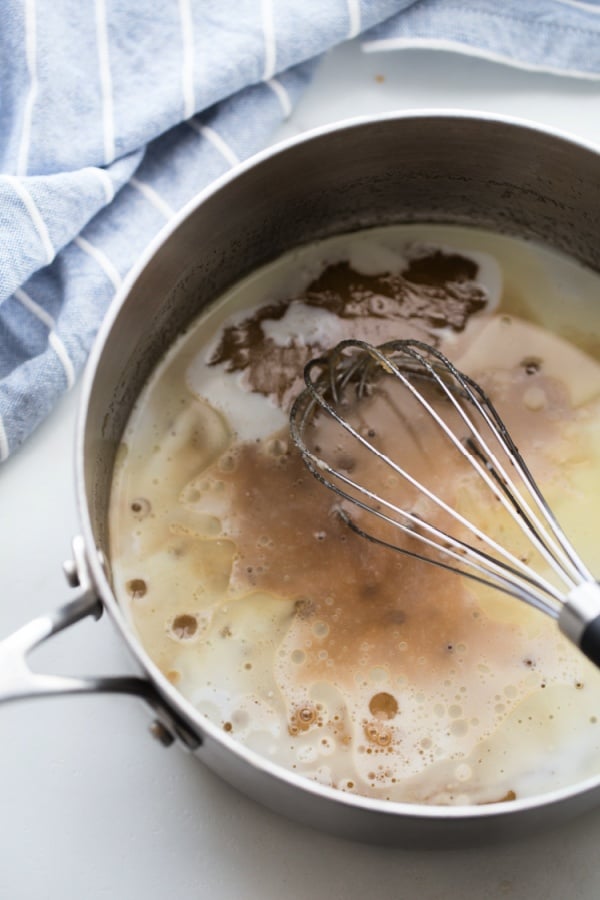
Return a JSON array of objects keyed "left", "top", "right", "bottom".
[
  {"left": 93, "top": 167, "right": 115, "bottom": 204},
  {"left": 191, "top": 122, "right": 240, "bottom": 166},
  {"left": 266, "top": 77, "right": 292, "bottom": 118},
  {"left": 261, "top": 0, "right": 276, "bottom": 81},
  {"left": 130, "top": 176, "right": 175, "bottom": 219},
  {"left": 74, "top": 236, "right": 122, "bottom": 291},
  {"left": 346, "top": 0, "right": 361, "bottom": 39},
  {"left": 5, "top": 175, "right": 54, "bottom": 264},
  {"left": 179, "top": 0, "right": 195, "bottom": 118},
  {"left": 95, "top": 0, "right": 115, "bottom": 164},
  {"left": 553, "top": 0, "right": 600, "bottom": 12},
  {"left": 14, "top": 288, "right": 76, "bottom": 389},
  {"left": 0, "top": 415, "right": 9, "bottom": 462},
  {"left": 17, "top": 0, "right": 38, "bottom": 176}
]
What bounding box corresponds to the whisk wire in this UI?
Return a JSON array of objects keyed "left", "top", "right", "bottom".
[
  {"left": 292, "top": 384, "right": 563, "bottom": 618},
  {"left": 289, "top": 338, "right": 596, "bottom": 621},
  {"left": 368, "top": 342, "right": 576, "bottom": 592},
  {"left": 290, "top": 337, "right": 600, "bottom": 668},
  {"left": 338, "top": 509, "right": 561, "bottom": 618},
  {"left": 429, "top": 346, "right": 593, "bottom": 586},
  {"left": 380, "top": 341, "right": 588, "bottom": 589}
]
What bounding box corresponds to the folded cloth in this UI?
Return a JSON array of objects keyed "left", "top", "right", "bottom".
[
  {"left": 363, "top": 0, "right": 600, "bottom": 78},
  {"left": 0, "top": 0, "right": 411, "bottom": 461},
  {"left": 2, "top": 0, "right": 600, "bottom": 462}
]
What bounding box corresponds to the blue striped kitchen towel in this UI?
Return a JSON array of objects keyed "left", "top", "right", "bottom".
[{"left": 2, "top": 0, "right": 600, "bottom": 462}]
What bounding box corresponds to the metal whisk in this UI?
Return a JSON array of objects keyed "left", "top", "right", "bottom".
[{"left": 289, "top": 338, "right": 600, "bottom": 668}]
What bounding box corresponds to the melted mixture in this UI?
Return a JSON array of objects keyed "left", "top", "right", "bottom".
[{"left": 109, "top": 226, "right": 600, "bottom": 805}]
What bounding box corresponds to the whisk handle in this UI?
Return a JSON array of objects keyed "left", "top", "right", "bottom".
[
  {"left": 580, "top": 617, "right": 600, "bottom": 669},
  {"left": 559, "top": 583, "right": 600, "bottom": 669}
]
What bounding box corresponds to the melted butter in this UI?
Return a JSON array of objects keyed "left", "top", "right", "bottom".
[{"left": 109, "top": 225, "right": 600, "bottom": 805}]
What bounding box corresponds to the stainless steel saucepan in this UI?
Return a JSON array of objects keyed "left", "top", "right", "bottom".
[{"left": 2, "top": 112, "right": 600, "bottom": 848}]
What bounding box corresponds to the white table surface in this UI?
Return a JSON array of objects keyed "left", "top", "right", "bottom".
[{"left": 3, "top": 39, "right": 600, "bottom": 900}]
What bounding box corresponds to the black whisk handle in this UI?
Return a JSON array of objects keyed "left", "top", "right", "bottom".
[
  {"left": 580, "top": 616, "right": 600, "bottom": 669},
  {"left": 559, "top": 583, "right": 600, "bottom": 671}
]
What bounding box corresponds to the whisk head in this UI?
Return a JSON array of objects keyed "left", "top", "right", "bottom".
[{"left": 289, "top": 338, "right": 597, "bottom": 625}]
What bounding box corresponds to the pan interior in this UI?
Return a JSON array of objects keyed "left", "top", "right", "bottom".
[{"left": 107, "top": 220, "right": 600, "bottom": 808}]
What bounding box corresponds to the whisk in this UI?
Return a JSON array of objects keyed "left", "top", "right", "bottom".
[{"left": 289, "top": 338, "right": 600, "bottom": 668}]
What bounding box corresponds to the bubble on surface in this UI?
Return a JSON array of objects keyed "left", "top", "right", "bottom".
[
  {"left": 313, "top": 621, "right": 329, "bottom": 638},
  {"left": 125, "top": 578, "right": 147, "bottom": 598},
  {"left": 368, "top": 692, "right": 399, "bottom": 720},
  {"left": 363, "top": 721, "right": 393, "bottom": 748},
  {"left": 170, "top": 614, "right": 198, "bottom": 640},
  {"left": 130, "top": 498, "right": 151, "bottom": 519}
]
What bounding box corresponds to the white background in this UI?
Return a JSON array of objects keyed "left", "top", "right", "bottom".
[{"left": 2, "top": 39, "right": 600, "bottom": 900}]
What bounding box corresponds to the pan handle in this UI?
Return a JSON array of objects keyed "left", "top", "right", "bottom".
[{"left": 0, "top": 536, "right": 200, "bottom": 749}]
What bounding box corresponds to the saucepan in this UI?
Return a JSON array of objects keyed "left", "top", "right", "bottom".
[{"left": 2, "top": 111, "right": 600, "bottom": 848}]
